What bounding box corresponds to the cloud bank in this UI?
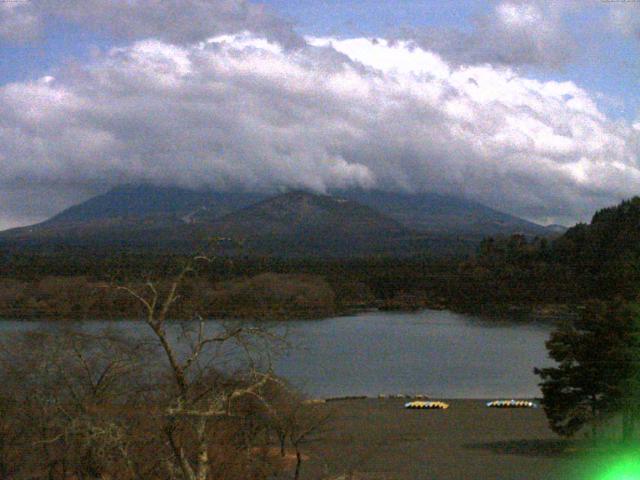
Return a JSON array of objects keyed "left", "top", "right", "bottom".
[
  {"left": 409, "top": 0, "right": 578, "bottom": 69},
  {"left": 0, "top": 0, "right": 300, "bottom": 45},
  {"left": 1, "top": 29, "right": 639, "bottom": 227}
]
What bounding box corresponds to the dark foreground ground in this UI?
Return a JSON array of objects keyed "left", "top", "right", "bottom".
[{"left": 301, "top": 399, "right": 590, "bottom": 480}]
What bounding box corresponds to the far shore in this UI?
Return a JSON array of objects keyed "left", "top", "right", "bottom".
[{"left": 0, "top": 302, "right": 575, "bottom": 323}]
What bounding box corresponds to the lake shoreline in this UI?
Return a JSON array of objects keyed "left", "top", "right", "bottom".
[{"left": 0, "top": 302, "right": 574, "bottom": 323}]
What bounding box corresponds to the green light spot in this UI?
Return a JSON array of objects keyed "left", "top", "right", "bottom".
[{"left": 597, "top": 455, "right": 640, "bottom": 480}]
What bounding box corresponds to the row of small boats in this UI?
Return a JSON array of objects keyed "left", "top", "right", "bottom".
[
  {"left": 404, "top": 400, "right": 537, "bottom": 409},
  {"left": 405, "top": 401, "right": 450, "bottom": 409},
  {"left": 486, "top": 400, "right": 537, "bottom": 408}
]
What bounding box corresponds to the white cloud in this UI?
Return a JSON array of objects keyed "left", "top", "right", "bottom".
[
  {"left": 0, "top": 33, "right": 639, "bottom": 228},
  {"left": 307, "top": 37, "right": 451, "bottom": 79},
  {"left": 497, "top": 2, "right": 540, "bottom": 26}
]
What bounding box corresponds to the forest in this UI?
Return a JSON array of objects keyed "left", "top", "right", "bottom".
[{"left": 2, "top": 197, "right": 640, "bottom": 321}]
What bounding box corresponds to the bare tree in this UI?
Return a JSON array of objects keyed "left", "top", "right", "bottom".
[
  {"left": 288, "top": 403, "right": 330, "bottom": 480},
  {"left": 262, "top": 381, "right": 331, "bottom": 480},
  {"left": 0, "top": 327, "right": 154, "bottom": 479},
  {"left": 117, "top": 257, "right": 284, "bottom": 480}
]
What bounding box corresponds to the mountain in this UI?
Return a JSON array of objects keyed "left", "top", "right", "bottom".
[
  {"left": 41, "top": 184, "right": 265, "bottom": 226},
  {"left": 337, "top": 189, "right": 550, "bottom": 237},
  {"left": 0, "top": 189, "right": 415, "bottom": 255},
  {"left": 0, "top": 185, "right": 552, "bottom": 256},
  {"left": 204, "top": 191, "right": 413, "bottom": 256},
  {"left": 0, "top": 185, "right": 266, "bottom": 250},
  {"left": 210, "top": 191, "right": 406, "bottom": 237}
]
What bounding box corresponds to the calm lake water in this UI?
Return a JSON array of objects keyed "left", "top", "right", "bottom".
[{"left": 0, "top": 309, "right": 553, "bottom": 399}]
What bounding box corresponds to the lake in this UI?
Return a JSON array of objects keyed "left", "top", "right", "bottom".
[{"left": 0, "top": 309, "right": 553, "bottom": 399}]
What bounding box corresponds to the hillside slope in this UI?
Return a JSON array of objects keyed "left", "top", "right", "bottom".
[
  {"left": 206, "top": 191, "right": 413, "bottom": 256},
  {"left": 42, "top": 184, "right": 264, "bottom": 226},
  {"left": 339, "top": 190, "right": 551, "bottom": 237}
]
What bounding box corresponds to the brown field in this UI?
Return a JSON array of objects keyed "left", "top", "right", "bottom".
[{"left": 300, "top": 399, "right": 587, "bottom": 480}]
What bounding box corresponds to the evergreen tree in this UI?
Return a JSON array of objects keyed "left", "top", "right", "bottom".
[{"left": 535, "top": 300, "right": 640, "bottom": 440}]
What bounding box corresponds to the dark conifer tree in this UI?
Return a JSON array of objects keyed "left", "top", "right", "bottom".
[{"left": 535, "top": 300, "right": 640, "bottom": 440}]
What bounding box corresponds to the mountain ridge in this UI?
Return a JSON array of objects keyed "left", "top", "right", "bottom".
[
  {"left": 0, "top": 185, "right": 556, "bottom": 256},
  {"left": 336, "top": 189, "right": 552, "bottom": 236}
]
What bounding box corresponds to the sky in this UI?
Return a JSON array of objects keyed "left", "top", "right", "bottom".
[{"left": 0, "top": 0, "right": 639, "bottom": 229}]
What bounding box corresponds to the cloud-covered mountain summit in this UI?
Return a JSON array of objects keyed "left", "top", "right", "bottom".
[{"left": 1, "top": 31, "right": 638, "bottom": 229}]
